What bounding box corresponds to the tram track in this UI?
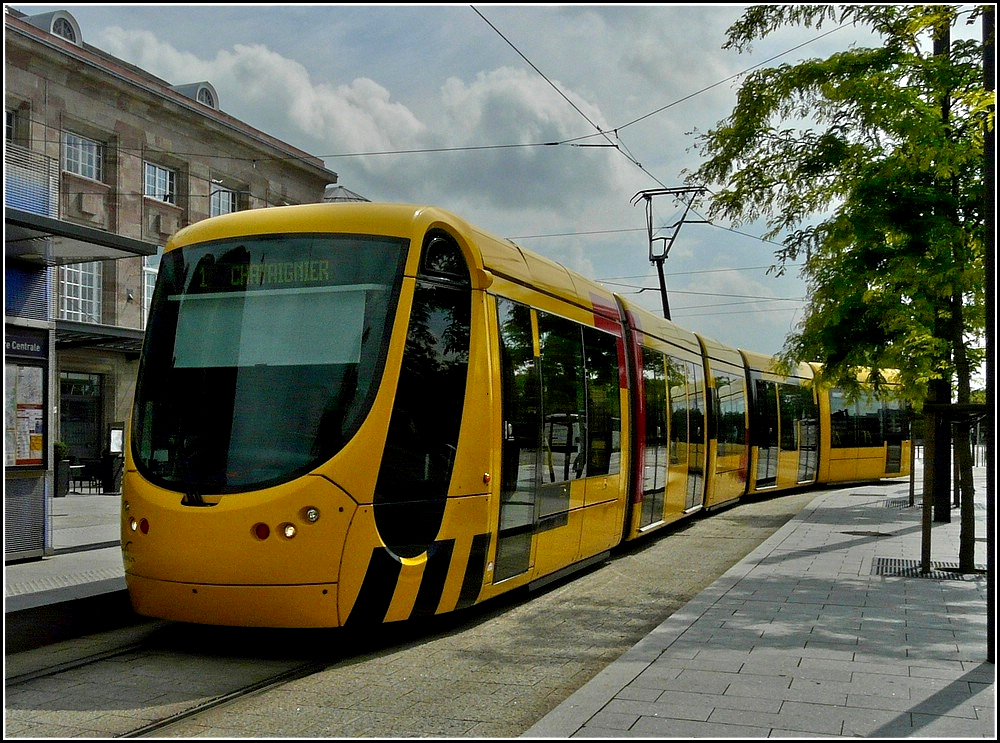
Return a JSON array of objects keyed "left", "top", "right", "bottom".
[
  {"left": 5, "top": 642, "right": 148, "bottom": 687},
  {"left": 119, "top": 659, "right": 333, "bottom": 738}
]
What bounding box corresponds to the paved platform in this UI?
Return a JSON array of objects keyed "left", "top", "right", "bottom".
[
  {"left": 4, "top": 490, "right": 123, "bottom": 613},
  {"left": 3, "top": 465, "right": 996, "bottom": 738},
  {"left": 525, "top": 465, "right": 995, "bottom": 738}
]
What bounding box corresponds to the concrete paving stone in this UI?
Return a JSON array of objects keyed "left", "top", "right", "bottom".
[
  {"left": 673, "top": 687, "right": 787, "bottom": 713},
  {"left": 767, "top": 731, "right": 846, "bottom": 739},
  {"left": 722, "top": 674, "right": 806, "bottom": 701},
  {"left": 650, "top": 645, "right": 702, "bottom": 661},
  {"left": 850, "top": 642, "right": 912, "bottom": 659},
  {"left": 651, "top": 655, "right": 745, "bottom": 674},
  {"left": 909, "top": 679, "right": 996, "bottom": 708},
  {"left": 799, "top": 655, "right": 912, "bottom": 678},
  {"left": 907, "top": 659, "right": 987, "bottom": 680},
  {"left": 748, "top": 643, "right": 850, "bottom": 661},
  {"left": 847, "top": 690, "right": 985, "bottom": 718},
  {"left": 626, "top": 714, "right": 773, "bottom": 738},
  {"left": 620, "top": 663, "right": 683, "bottom": 688},
  {"left": 708, "top": 700, "right": 849, "bottom": 736},
  {"left": 951, "top": 640, "right": 991, "bottom": 658},
  {"left": 640, "top": 668, "right": 741, "bottom": 695},
  {"left": 716, "top": 618, "right": 773, "bottom": 635},
  {"left": 585, "top": 709, "right": 641, "bottom": 730},
  {"left": 765, "top": 680, "right": 849, "bottom": 706},
  {"left": 781, "top": 675, "right": 890, "bottom": 700},
  {"left": 603, "top": 696, "right": 718, "bottom": 723},
  {"left": 842, "top": 671, "right": 958, "bottom": 697},
  {"left": 615, "top": 684, "right": 663, "bottom": 703},
  {"left": 756, "top": 662, "right": 852, "bottom": 684},
  {"left": 570, "top": 724, "right": 650, "bottom": 738},
  {"left": 771, "top": 605, "right": 828, "bottom": 620},
  {"left": 730, "top": 655, "right": 805, "bottom": 676},
  {"left": 788, "top": 587, "right": 836, "bottom": 601},
  {"left": 905, "top": 711, "right": 996, "bottom": 738},
  {"left": 800, "top": 639, "right": 862, "bottom": 655}
]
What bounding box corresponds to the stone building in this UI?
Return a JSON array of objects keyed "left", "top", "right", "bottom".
[{"left": 5, "top": 7, "right": 339, "bottom": 559}]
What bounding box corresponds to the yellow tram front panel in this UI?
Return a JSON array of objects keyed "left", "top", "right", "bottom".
[{"left": 121, "top": 472, "right": 357, "bottom": 627}]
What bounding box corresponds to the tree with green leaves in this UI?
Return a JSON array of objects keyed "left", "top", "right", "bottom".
[{"left": 685, "top": 5, "right": 992, "bottom": 571}]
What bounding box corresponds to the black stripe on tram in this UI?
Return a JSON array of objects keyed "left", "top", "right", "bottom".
[
  {"left": 455, "top": 532, "right": 491, "bottom": 610},
  {"left": 344, "top": 547, "right": 401, "bottom": 627},
  {"left": 409, "top": 539, "right": 455, "bottom": 618}
]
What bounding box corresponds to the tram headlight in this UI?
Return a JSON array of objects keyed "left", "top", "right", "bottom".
[
  {"left": 128, "top": 517, "right": 149, "bottom": 534},
  {"left": 282, "top": 523, "right": 297, "bottom": 539}
]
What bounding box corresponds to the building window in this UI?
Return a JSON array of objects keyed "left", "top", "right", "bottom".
[
  {"left": 144, "top": 162, "right": 176, "bottom": 203},
  {"left": 63, "top": 132, "right": 103, "bottom": 181},
  {"left": 52, "top": 17, "right": 77, "bottom": 43},
  {"left": 5, "top": 109, "right": 15, "bottom": 142},
  {"left": 59, "top": 262, "right": 103, "bottom": 323},
  {"left": 210, "top": 185, "right": 239, "bottom": 217},
  {"left": 197, "top": 87, "right": 215, "bottom": 108}
]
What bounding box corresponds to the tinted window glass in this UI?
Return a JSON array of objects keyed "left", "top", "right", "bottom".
[{"left": 132, "top": 234, "right": 406, "bottom": 492}]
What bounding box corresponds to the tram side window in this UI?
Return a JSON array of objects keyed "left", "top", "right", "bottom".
[
  {"left": 752, "top": 378, "right": 779, "bottom": 450},
  {"left": 497, "top": 298, "right": 541, "bottom": 506},
  {"left": 855, "top": 394, "right": 883, "bottom": 446},
  {"left": 883, "top": 399, "right": 908, "bottom": 440},
  {"left": 667, "top": 356, "right": 693, "bottom": 465},
  {"left": 582, "top": 325, "right": 621, "bottom": 477},
  {"left": 641, "top": 349, "right": 669, "bottom": 495},
  {"left": 830, "top": 389, "right": 885, "bottom": 448},
  {"left": 714, "top": 371, "right": 745, "bottom": 456},
  {"left": 495, "top": 297, "right": 540, "bottom": 581},
  {"left": 779, "top": 383, "right": 817, "bottom": 451},
  {"left": 374, "top": 275, "right": 471, "bottom": 556},
  {"left": 537, "top": 312, "right": 586, "bottom": 492}
]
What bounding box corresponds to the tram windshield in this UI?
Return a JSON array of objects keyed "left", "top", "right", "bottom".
[{"left": 132, "top": 233, "right": 407, "bottom": 493}]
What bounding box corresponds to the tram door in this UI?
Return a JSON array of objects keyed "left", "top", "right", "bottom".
[
  {"left": 779, "top": 383, "right": 819, "bottom": 483},
  {"left": 638, "top": 349, "right": 705, "bottom": 528},
  {"left": 495, "top": 299, "right": 539, "bottom": 582},
  {"left": 677, "top": 359, "right": 705, "bottom": 511},
  {"left": 752, "top": 378, "right": 779, "bottom": 488},
  {"left": 639, "top": 352, "right": 667, "bottom": 527}
]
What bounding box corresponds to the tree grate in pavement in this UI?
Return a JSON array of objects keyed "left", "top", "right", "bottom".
[
  {"left": 871, "top": 557, "right": 987, "bottom": 581},
  {"left": 882, "top": 497, "right": 985, "bottom": 511},
  {"left": 883, "top": 497, "right": 912, "bottom": 509}
]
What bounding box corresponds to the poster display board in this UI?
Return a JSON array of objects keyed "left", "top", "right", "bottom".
[{"left": 4, "top": 326, "right": 48, "bottom": 468}]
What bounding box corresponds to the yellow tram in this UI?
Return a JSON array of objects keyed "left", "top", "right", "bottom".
[{"left": 121, "top": 203, "right": 909, "bottom": 627}]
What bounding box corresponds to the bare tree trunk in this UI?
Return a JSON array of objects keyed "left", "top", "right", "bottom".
[{"left": 952, "top": 293, "right": 978, "bottom": 572}]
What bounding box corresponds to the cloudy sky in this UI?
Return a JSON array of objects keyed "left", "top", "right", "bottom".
[{"left": 18, "top": 3, "right": 887, "bottom": 356}]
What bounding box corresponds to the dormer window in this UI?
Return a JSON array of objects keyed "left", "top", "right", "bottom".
[
  {"left": 52, "top": 17, "right": 76, "bottom": 43},
  {"left": 170, "top": 82, "right": 220, "bottom": 111},
  {"left": 26, "top": 11, "right": 83, "bottom": 46}
]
